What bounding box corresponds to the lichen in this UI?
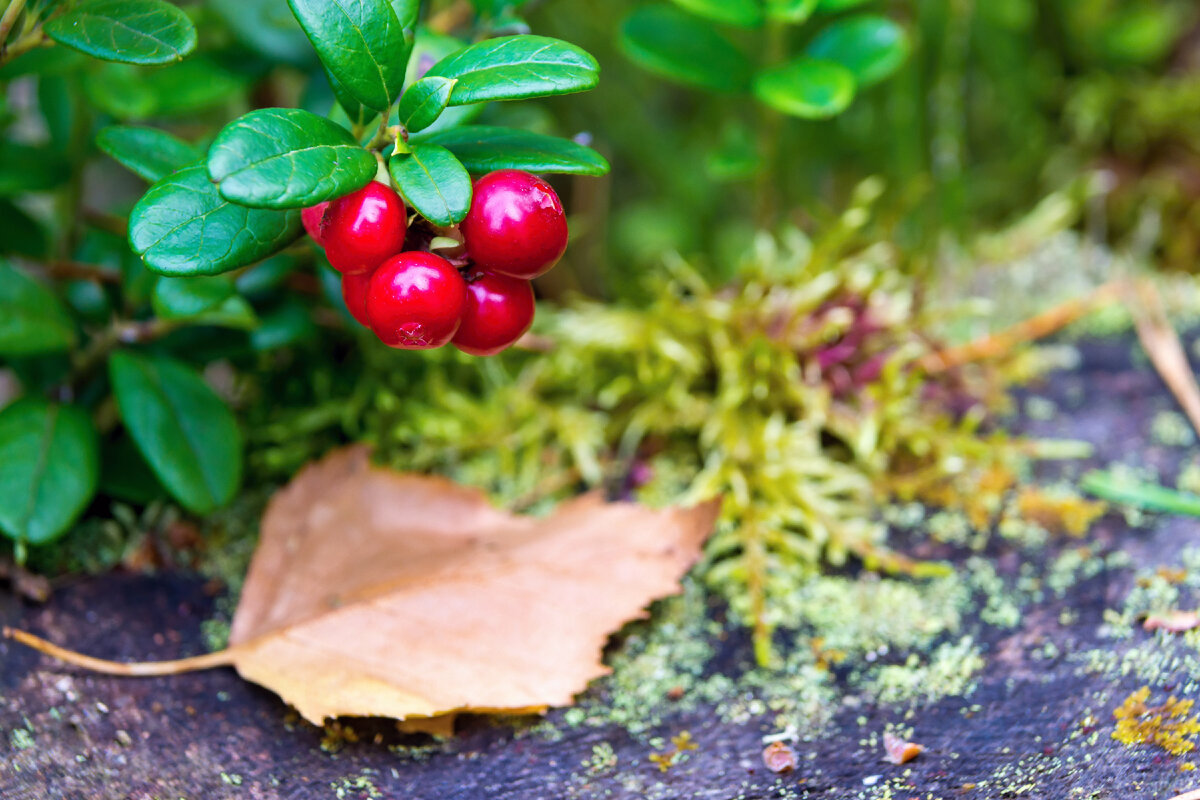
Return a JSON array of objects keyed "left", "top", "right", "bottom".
[{"left": 1113, "top": 687, "right": 1200, "bottom": 755}]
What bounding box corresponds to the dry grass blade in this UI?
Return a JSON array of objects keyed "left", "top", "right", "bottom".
[
  {"left": 1129, "top": 278, "right": 1200, "bottom": 439},
  {"left": 1167, "top": 789, "right": 1200, "bottom": 800},
  {"left": 918, "top": 281, "right": 1123, "bottom": 374}
]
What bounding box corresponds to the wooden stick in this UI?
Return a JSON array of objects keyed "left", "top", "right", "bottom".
[
  {"left": 3, "top": 627, "right": 235, "bottom": 676},
  {"left": 918, "top": 281, "right": 1124, "bottom": 374}
]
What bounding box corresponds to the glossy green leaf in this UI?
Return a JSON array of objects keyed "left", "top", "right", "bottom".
[
  {"left": 0, "top": 143, "right": 70, "bottom": 195},
  {"left": 389, "top": 144, "right": 472, "bottom": 226},
  {"left": 0, "top": 262, "right": 76, "bottom": 356},
  {"left": 619, "top": 5, "right": 752, "bottom": 92},
  {"left": 753, "top": 57, "right": 855, "bottom": 118},
  {"left": 418, "top": 125, "right": 609, "bottom": 176},
  {"left": 152, "top": 275, "right": 236, "bottom": 318},
  {"left": 0, "top": 399, "right": 99, "bottom": 546},
  {"left": 207, "top": 108, "right": 377, "bottom": 208},
  {"left": 806, "top": 15, "right": 909, "bottom": 87},
  {"left": 425, "top": 35, "right": 600, "bottom": 105},
  {"left": 391, "top": 0, "right": 419, "bottom": 29},
  {"left": 250, "top": 297, "right": 316, "bottom": 351},
  {"left": 129, "top": 164, "right": 302, "bottom": 276},
  {"left": 324, "top": 66, "right": 375, "bottom": 130},
  {"left": 670, "top": 0, "right": 761, "bottom": 27},
  {"left": 109, "top": 351, "right": 243, "bottom": 513},
  {"left": 765, "top": 0, "right": 818, "bottom": 23},
  {"left": 287, "top": 0, "right": 409, "bottom": 113},
  {"left": 96, "top": 125, "right": 200, "bottom": 182},
  {"left": 44, "top": 0, "right": 197, "bottom": 65},
  {"left": 397, "top": 76, "right": 455, "bottom": 134}
]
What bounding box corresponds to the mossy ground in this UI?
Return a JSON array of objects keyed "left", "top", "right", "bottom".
[{"left": 2, "top": 336, "right": 1199, "bottom": 798}]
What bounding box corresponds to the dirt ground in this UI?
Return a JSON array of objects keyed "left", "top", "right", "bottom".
[{"left": 3, "top": 337, "right": 1200, "bottom": 800}]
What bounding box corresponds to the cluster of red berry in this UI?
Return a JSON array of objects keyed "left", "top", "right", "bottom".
[{"left": 302, "top": 169, "right": 568, "bottom": 356}]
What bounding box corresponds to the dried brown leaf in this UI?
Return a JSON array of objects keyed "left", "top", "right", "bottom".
[
  {"left": 6, "top": 446, "right": 719, "bottom": 728},
  {"left": 1144, "top": 610, "right": 1200, "bottom": 634}
]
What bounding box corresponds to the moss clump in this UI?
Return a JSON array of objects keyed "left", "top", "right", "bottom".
[{"left": 362, "top": 192, "right": 1084, "bottom": 659}]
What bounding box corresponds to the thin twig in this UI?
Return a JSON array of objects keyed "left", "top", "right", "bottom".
[
  {"left": 918, "top": 280, "right": 1124, "bottom": 374},
  {"left": 3, "top": 627, "right": 235, "bottom": 676},
  {"left": 1129, "top": 278, "right": 1200, "bottom": 438}
]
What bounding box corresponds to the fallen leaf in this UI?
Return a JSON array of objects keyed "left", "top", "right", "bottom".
[
  {"left": 5, "top": 446, "right": 719, "bottom": 727},
  {"left": 882, "top": 731, "right": 924, "bottom": 764},
  {"left": 1144, "top": 610, "right": 1200, "bottom": 634},
  {"left": 762, "top": 741, "right": 798, "bottom": 773}
]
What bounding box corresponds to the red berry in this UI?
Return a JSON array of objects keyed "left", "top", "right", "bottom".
[
  {"left": 461, "top": 169, "right": 568, "bottom": 280},
  {"left": 341, "top": 269, "right": 373, "bottom": 327},
  {"left": 452, "top": 272, "right": 535, "bottom": 356},
  {"left": 323, "top": 182, "right": 408, "bottom": 275},
  {"left": 301, "top": 201, "right": 329, "bottom": 245},
  {"left": 366, "top": 252, "right": 467, "bottom": 350}
]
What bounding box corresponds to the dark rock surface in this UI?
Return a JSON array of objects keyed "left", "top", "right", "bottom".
[{"left": 3, "top": 338, "right": 1200, "bottom": 800}]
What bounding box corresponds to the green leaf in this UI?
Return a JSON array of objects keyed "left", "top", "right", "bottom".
[
  {"left": 619, "top": 5, "right": 752, "bottom": 92},
  {"left": 129, "top": 164, "right": 302, "bottom": 276},
  {"left": 0, "top": 262, "right": 76, "bottom": 356},
  {"left": 85, "top": 60, "right": 247, "bottom": 120},
  {"left": 670, "top": 0, "right": 761, "bottom": 27},
  {"left": 389, "top": 144, "right": 472, "bottom": 227},
  {"left": 44, "top": 0, "right": 198, "bottom": 65},
  {"left": 815, "top": 0, "right": 871, "bottom": 10},
  {"left": 99, "top": 435, "right": 166, "bottom": 505},
  {"left": 287, "top": 0, "right": 410, "bottom": 113},
  {"left": 109, "top": 351, "right": 243, "bottom": 513},
  {"left": 152, "top": 275, "right": 236, "bottom": 318},
  {"left": 425, "top": 35, "right": 600, "bottom": 105},
  {"left": 418, "top": 125, "right": 609, "bottom": 176},
  {"left": 765, "top": 0, "right": 818, "bottom": 23},
  {"left": 397, "top": 76, "right": 455, "bottom": 134},
  {"left": 806, "top": 15, "right": 909, "bottom": 87},
  {"left": 209, "top": 0, "right": 313, "bottom": 64},
  {"left": 1080, "top": 471, "right": 1200, "bottom": 517},
  {"left": 96, "top": 125, "right": 200, "bottom": 182},
  {"left": 391, "top": 0, "right": 419, "bottom": 30},
  {"left": 324, "top": 66, "right": 375, "bottom": 130},
  {"left": 0, "top": 399, "right": 99, "bottom": 546},
  {"left": 753, "top": 57, "right": 855, "bottom": 118},
  {"left": 0, "top": 200, "right": 47, "bottom": 258},
  {"left": 0, "top": 142, "right": 70, "bottom": 195},
  {"left": 207, "top": 108, "right": 377, "bottom": 208}
]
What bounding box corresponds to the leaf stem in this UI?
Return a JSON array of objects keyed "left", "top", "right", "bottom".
[
  {"left": 3, "top": 627, "right": 236, "bottom": 675},
  {"left": 0, "top": 0, "right": 27, "bottom": 46}
]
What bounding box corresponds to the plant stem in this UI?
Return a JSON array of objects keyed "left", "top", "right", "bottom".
[
  {"left": 753, "top": 21, "right": 788, "bottom": 229},
  {"left": 3, "top": 627, "right": 237, "bottom": 675},
  {"left": 0, "top": 0, "right": 28, "bottom": 45}
]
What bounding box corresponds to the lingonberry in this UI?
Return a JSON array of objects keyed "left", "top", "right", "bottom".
[
  {"left": 461, "top": 170, "right": 568, "bottom": 280},
  {"left": 323, "top": 182, "right": 408, "bottom": 275},
  {"left": 452, "top": 272, "right": 535, "bottom": 356},
  {"left": 341, "top": 269, "right": 373, "bottom": 327},
  {"left": 366, "top": 252, "right": 467, "bottom": 350},
  {"left": 301, "top": 201, "right": 329, "bottom": 245}
]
